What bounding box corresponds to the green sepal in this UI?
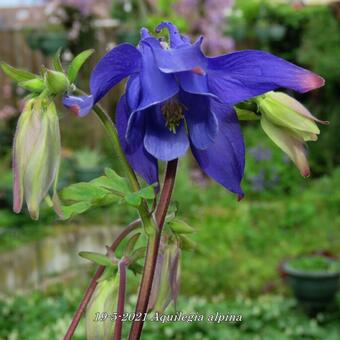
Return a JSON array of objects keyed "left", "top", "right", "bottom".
[
  {"left": 45, "top": 69, "right": 70, "bottom": 94},
  {"left": 235, "top": 108, "right": 260, "bottom": 121},
  {"left": 67, "top": 49, "right": 94, "bottom": 83},
  {"left": 53, "top": 48, "right": 64, "bottom": 72},
  {"left": 178, "top": 234, "right": 198, "bottom": 252},
  {"left": 169, "top": 218, "right": 195, "bottom": 234},
  {"left": 79, "top": 251, "right": 117, "bottom": 267},
  {"left": 19, "top": 78, "right": 45, "bottom": 92},
  {"left": 124, "top": 233, "right": 141, "bottom": 256},
  {"left": 1, "top": 62, "right": 37, "bottom": 83}
]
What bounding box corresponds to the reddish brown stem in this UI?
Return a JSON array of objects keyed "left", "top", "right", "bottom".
[
  {"left": 64, "top": 220, "right": 140, "bottom": 340},
  {"left": 128, "top": 159, "right": 178, "bottom": 340}
]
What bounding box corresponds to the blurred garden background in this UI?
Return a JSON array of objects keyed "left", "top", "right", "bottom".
[{"left": 0, "top": 0, "right": 340, "bottom": 339}]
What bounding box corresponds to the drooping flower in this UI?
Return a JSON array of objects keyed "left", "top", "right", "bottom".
[
  {"left": 256, "top": 91, "right": 328, "bottom": 177},
  {"left": 63, "top": 22, "right": 324, "bottom": 196},
  {"left": 13, "top": 97, "right": 61, "bottom": 219}
]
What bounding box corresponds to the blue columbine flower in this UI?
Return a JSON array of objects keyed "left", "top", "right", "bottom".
[{"left": 63, "top": 22, "right": 324, "bottom": 197}]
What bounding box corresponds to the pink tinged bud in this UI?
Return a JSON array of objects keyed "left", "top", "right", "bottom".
[
  {"left": 13, "top": 99, "right": 35, "bottom": 214},
  {"left": 12, "top": 98, "right": 61, "bottom": 219},
  {"left": 259, "top": 92, "right": 320, "bottom": 137},
  {"left": 267, "top": 92, "right": 328, "bottom": 125},
  {"left": 261, "top": 116, "right": 310, "bottom": 177}
]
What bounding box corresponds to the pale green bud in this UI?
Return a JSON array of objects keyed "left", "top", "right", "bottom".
[
  {"left": 257, "top": 92, "right": 328, "bottom": 177},
  {"left": 257, "top": 92, "right": 328, "bottom": 141},
  {"left": 13, "top": 97, "right": 61, "bottom": 219},
  {"left": 148, "top": 241, "right": 181, "bottom": 313},
  {"left": 45, "top": 69, "right": 70, "bottom": 94},
  {"left": 86, "top": 274, "right": 119, "bottom": 340}
]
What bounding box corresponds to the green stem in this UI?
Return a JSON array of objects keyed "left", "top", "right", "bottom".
[{"left": 92, "top": 103, "right": 155, "bottom": 233}]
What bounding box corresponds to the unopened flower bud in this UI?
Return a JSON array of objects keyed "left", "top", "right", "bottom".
[
  {"left": 45, "top": 69, "right": 70, "bottom": 94},
  {"left": 256, "top": 92, "right": 328, "bottom": 177},
  {"left": 148, "top": 240, "right": 181, "bottom": 313},
  {"left": 86, "top": 275, "right": 118, "bottom": 340},
  {"left": 13, "top": 97, "right": 61, "bottom": 219}
]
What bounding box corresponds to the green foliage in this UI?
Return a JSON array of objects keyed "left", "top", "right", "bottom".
[
  {"left": 67, "top": 49, "right": 95, "bottom": 83},
  {"left": 0, "top": 287, "right": 339, "bottom": 339},
  {"left": 172, "top": 159, "right": 340, "bottom": 297},
  {"left": 73, "top": 148, "right": 103, "bottom": 170},
  {"left": 0, "top": 63, "right": 37, "bottom": 83},
  {"left": 59, "top": 168, "right": 156, "bottom": 219},
  {"left": 288, "top": 256, "right": 340, "bottom": 273},
  {"left": 79, "top": 251, "right": 116, "bottom": 267}
]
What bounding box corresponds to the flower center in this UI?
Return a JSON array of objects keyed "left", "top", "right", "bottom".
[{"left": 161, "top": 98, "right": 186, "bottom": 133}]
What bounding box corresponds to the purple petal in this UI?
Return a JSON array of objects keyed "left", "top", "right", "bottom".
[
  {"left": 207, "top": 50, "right": 325, "bottom": 106},
  {"left": 181, "top": 93, "right": 219, "bottom": 150},
  {"left": 156, "top": 22, "right": 189, "bottom": 48},
  {"left": 144, "top": 37, "right": 207, "bottom": 74},
  {"left": 90, "top": 43, "right": 142, "bottom": 103},
  {"left": 126, "top": 74, "right": 141, "bottom": 111},
  {"left": 62, "top": 95, "right": 94, "bottom": 117},
  {"left": 116, "top": 96, "right": 158, "bottom": 185},
  {"left": 144, "top": 105, "right": 189, "bottom": 161},
  {"left": 140, "top": 27, "right": 152, "bottom": 40},
  {"left": 191, "top": 104, "right": 245, "bottom": 196},
  {"left": 177, "top": 71, "right": 217, "bottom": 98},
  {"left": 137, "top": 41, "right": 179, "bottom": 111},
  {"left": 126, "top": 110, "right": 145, "bottom": 146}
]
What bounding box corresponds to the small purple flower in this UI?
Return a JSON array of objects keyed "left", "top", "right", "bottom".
[{"left": 63, "top": 22, "right": 324, "bottom": 197}]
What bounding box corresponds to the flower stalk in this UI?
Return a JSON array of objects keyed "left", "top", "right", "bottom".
[
  {"left": 129, "top": 159, "right": 178, "bottom": 340},
  {"left": 64, "top": 220, "right": 140, "bottom": 340}
]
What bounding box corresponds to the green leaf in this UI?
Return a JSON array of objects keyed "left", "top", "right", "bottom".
[
  {"left": 61, "top": 201, "right": 92, "bottom": 219},
  {"left": 67, "top": 49, "right": 94, "bottom": 83},
  {"left": 1, "top": 62, "right": 37, "bottom": 83},
  {"left": 104, "top": 168, "right": 130, "bottom": 193},
  {"left": 124, "top": 183, "right": 156, "bottom": 207},
  {"left": 60, "top": 182, "right": 109, "bottom": 202},
  {"left": 137, "top": 185, "right": 156, "bottom": 200},
  {"left": 53, "top": 48, "right": 64, "bottom": 72},
  {"left": 169, "top": 218, "right": 195, "bottom": 234},
  {"left": 19, "top": 78, "right": 45, "bottom": 92},
  {"left": 125, "top": 193, "right": 142, "bottom": 207},
  {"left": 79, "top": 251, "right": 115, "bottom": 267}
]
